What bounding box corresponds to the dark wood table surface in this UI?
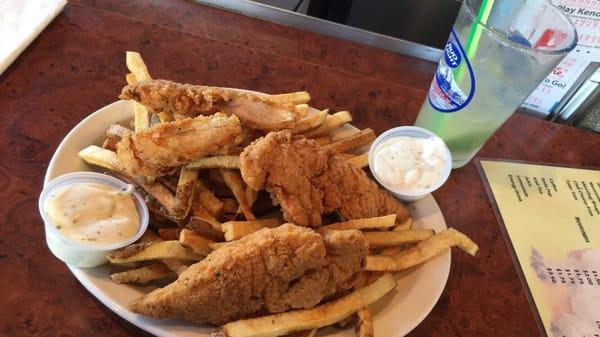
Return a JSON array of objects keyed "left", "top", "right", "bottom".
[{"left": 1, "top": 1, "right": 598, "bottom": 336}]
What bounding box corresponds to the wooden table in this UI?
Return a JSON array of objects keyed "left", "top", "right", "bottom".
[{"left": 1, "top": 1, "right": 598, "bottom": 336}]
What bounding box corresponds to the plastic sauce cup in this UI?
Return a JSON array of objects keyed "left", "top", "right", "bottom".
[
  {"left": 368, "top": 126, "right": 452, "bottom": 202},
  {"left": 38, "top": 172, "right": 149, "bottom": 268}
]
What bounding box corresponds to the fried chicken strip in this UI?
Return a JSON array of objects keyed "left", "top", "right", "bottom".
[
  {"left": 240, "top": 131, "right": 410, "bottom": 226},
  {"left": 120, "top": 79, "right": 302, "bottom": 131},
  {"left": 129, "top": 224, "right": 367, "bottom": 325},
  {"left": 117, "top": 113, "right": 242, "bottom": 177}
]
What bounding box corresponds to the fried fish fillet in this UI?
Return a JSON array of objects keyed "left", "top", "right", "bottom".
[
  {"left": 117, "top": 113, "right": 242, "bottom": 177},
  {"left": 240, "top": 131, "right": 410, "bottom": 226},
  {"left": 129, "top": 224, "right": 367, "bottom": 325},
  {"left": 120, "top": 79, "right": 302, "bottom": 131}
]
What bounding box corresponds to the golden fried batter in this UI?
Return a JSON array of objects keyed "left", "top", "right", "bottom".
[
  {"left": 120, "top": 79, "right": 302, "bottom": 131},
  {"left": 117, "top": 113, "right": 242, "bottom": 177},
  {"left": 129, "top": 224, "right": 367, "bottom": 324},
  {"left": 240, "top": 131, "right": 410, "bottom": 226}
]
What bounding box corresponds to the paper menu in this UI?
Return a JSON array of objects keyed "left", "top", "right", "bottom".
[{"left": 478, "top": 160, "right": 600, "bottom": 337}]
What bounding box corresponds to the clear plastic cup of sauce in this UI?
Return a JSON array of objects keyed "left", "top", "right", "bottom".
[
  {"left": 39, "top": 172, "right": 149, "bottom": 268},
  {"left": 368, "top": 126, "right": 452, "bottom": 201}
]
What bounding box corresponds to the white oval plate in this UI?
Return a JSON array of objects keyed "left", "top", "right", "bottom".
[{"left": 44, "top": 99, "right": 450, "bottom": 337}]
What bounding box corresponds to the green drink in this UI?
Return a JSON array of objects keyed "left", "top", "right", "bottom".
[{"left": 415, "top": 0, "right": 577, "bottom": 168}]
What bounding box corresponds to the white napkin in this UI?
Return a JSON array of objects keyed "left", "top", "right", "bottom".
[{"left": 0, "top": 0, "right": 67, "bottom": 76}]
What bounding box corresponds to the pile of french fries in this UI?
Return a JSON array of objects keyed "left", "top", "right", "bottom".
[{"left": 78, "top": 52, "right": 478, "bottom": 337}]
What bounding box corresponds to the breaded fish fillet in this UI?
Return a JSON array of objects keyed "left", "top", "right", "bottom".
[
  {"left": 129, "top": 224, "right": 367, "bottom": 324},
  {"left": 117, "top": 113, "right": 242, "bottom": 177},
  {"left": 240, "top": 131, "right": 410, "bottom": 226},
  {"left": 120, "top": 79, "right": 302, "bottom": 131}
]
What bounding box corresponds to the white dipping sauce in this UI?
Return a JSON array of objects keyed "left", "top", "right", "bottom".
[
  {"left": 44, "top": 182, "right": 139, "bottom": 246},
  {"left": 372, "top": 136, "right": 448, "bottom": 192}
]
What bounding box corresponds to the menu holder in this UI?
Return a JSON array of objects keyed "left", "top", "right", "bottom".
[{"left": 476, "top": 159, "right": 600, "bottom": 337}]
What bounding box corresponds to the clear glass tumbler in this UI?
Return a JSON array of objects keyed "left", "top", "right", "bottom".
[{"left": 414, "top": 0, "right": 577, "bottom": 168}]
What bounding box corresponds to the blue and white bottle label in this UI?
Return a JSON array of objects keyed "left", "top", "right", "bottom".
[{"left": 428, "top": 29, "right": 476, "bottom": 113}]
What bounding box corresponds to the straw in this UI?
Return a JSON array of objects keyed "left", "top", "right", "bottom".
[
  {"left": 465, "top": 0, "right": 495, "bottom": 60},
  {"left": 454, "top": 0, "right": 495, "bottom": 83},
  {"left": 430, "top": 0, "right": 495, "bottom": 131}
]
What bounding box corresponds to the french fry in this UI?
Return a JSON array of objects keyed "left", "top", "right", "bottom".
[
  {"left": 295, "top": 104, "right": 309, "bottom": 116},
  {"left": 144, "top": 230, "right": 190, "bottom": 274},
  {"left": 110, "top": 263, "right": 175, "bottom": 284},
  {"left": 304, "top": 111, "right": 352, "bottom": 138},
  {"left": 220, "top": 169, "right": 256, "bottom": 220},
  {"left": 379, "top": 246, "right": 405, "bottom": 256},
  {"left": 222, "top": 219, "right": 281, "bottom": 241},
  {"left": 196, "top": 180, "right": 224, "bottom": 216},
  {"left": 103, "top": 123, "right": 130, "bottom": 150},
  {"left": 179, "top": 228, "right": 214, "bottom": 256},
  {"left": 125, "top": 51, "right": 153, "bottom": 132},
  {"left": 214, "top": 273, "right": 396, "bottom": 337},
  {"left": 393, "top": 217, "right": 413, "bottom": 231},
  {"left": 355, "top": 308, "right": 374, "bottom": 337},
  {"left": 209, "top": 241, "right": 228, "bottom": 250},
  {"left": 319, "top": 214, "right": 396, "bottom": 232},
  {"left": 158, "top": 111, "right": 172, "bottom": 123},
  {"left": 313, "top": 135, "right": 332, "bottom": 146},
  {"left": 186, "top": 216, "right": 224, "bottom": 241},
  {"left": 126, "top": 51, "right": 152, "bottom": 81},
  {"left": 162, "top": 258, "right": 190, "bottom": 274},
  {"left": 245, "top": 186, "right": 258, "bottom": 208},
  {"left": 191, "top": 204, "right": 222, "bottom": 233},
  {"left": 326, "top": 128, "right": 376, "bottom": 154},
  {"left": 107, "top": 240, "right": 201, "bottom": 264},
  {"left": 146, "top": 195, "right": 178, "bottom": 223},
  {"left": 355, "top": 271, "right": 385, "bottom": 288},
  {"left": 137, "top": 180, "right": 177, "bottom": 215},
  {"left": 451, "top": 229, "right": 479, "bottom": 255},
  {"left": 338, "top": 153, "right": 355, "bottom": 160},
  {"left": 158, "top": 228, "right": 181, "bottom": 241},
  {"left": 191, "top": 181, "right": 224, "bottom": 232},
  {"left": 125, "top": 72, "right": 137, "bottom": 85},
  {"left": 346, "top": 153, "right": 369, "bottom": 168},
  {"left": 158, "top": 174, "right": 179, "bottom": 193},
  {"left": 364, "top": 229, "right": 435, "bottom": 248},
  {"left": 269, "top": 91, "right": 311, "bottom": 105},
  {"left": 290, "top": 109, "right": 329, "bottom": 134},
  {"left": 172, "top": 168, "right": 198, "bottom": 219},
  {"left": 133, "top": 100, "right": 150, "bottom": 132},
  {"left": 135, "top": 231, "right": 189, "bottom": 277},
  {"left": 106, "top": 124, "right": 133, "bottom": 139},
  {"left": 78, "top": 145, "right": 123, "bottom": 172},
  {"left": 187, "top": 156, "right": 240, "bottom": 169},
  {"left": 366, "top": 271, "right": 384, "bottom": 286},
  {"left": 365, "top": 228, "right": 478, "bottom": 271}
]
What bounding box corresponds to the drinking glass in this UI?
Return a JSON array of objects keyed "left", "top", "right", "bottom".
[{"left": 415, "top": 0, "right": 578, "bottom": 168}]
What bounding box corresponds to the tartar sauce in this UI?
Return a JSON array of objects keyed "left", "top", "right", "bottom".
[
  {"left": 372, "top": 136, "right": 448, "bottom": 192},
  {"left": 44, "top": 182, "right": 139, "bottom": 246}
]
